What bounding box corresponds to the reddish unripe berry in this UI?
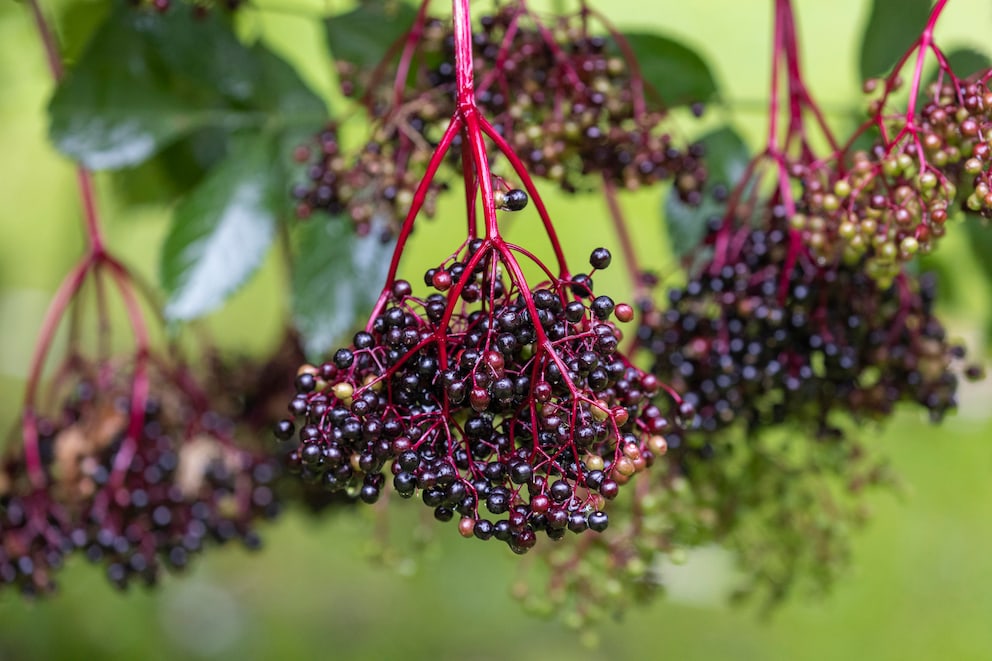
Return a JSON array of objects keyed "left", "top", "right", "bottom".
[
  {"left": 432, "top": 270, "right": 453, "bottom": 291},
  {"left": 530, "top": 494, "right": 550, "bottom": 513},
  {"left": 614, "top": 303, "right": 634, "bottom": 323}
]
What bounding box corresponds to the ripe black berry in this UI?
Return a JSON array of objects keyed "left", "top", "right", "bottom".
[{"left": 501, "top": 189, "right": 529, "bottom": 211}]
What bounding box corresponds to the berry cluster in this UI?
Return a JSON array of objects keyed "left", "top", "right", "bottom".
[
  {"left": 638, "top": 222, "right": 968, "bottom": 443},
  {"left": 276, "top": 246, "right": 682, "bottom": 554},
  {"left": 1, "top": 359, "right": 280, "bottom": 595},
  {"left": 292, "top": 122, "right": 446, "bottom": 238},
  {"left": 516, "top": 0, "right": 990, "bottom": 621},
  {"left": 796, "top": 71, "right": 992, "bottom": 285},
  {"left": 307, "top": 1, "right": 708, "bottom": 235},
  {"left": 417, "top": 6, "right": 706, "bottom": 196}
]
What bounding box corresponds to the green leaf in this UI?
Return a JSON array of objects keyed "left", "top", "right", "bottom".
[
  {"left": 663, "top": 126, "right": 751, "bottom": 259},
  {"left": 859, "top": 0, "right": 931, "bottom": 80},
  {"left": 56, "top": 0, "right": 112, "bottom": 66},
  {"left": 291, "top": 218, "right": 396, "bottom": 359},
  {"left": 324, "top": 2, "right": 419, "bottom": 71},
  {"left": 160, "top": 136, "right": 280, "bottom": 320},
  {"left": 621, "top": 32, "right": 719, "bottom": 107},
  {"left": 49, "top": 6, "right": 326, "bottom": 170},
  {"left": 110, "top": 128, "right": 229, "bottom": 208}
]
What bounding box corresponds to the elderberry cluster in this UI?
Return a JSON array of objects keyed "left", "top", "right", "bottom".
[
  {"left": 426, "top": 7, "right": 706, "bottom": 195},
  {"left": 292, "top": 122, "right": 447, "bottom": 238},
  {"left": 328, "top": 3, "right": 706, "bottom": 210},
  {"left": 0, "top": 362, "right": 280, "bottom": 595},
  {"left": 638, "top": 221, "right": 968, "bottom": 449},
  {"left": 276, "top": 246, "right": 680, "bottom": 554},
  {"left": 796, "top": 71, "right": 992, "bottom": 285}
]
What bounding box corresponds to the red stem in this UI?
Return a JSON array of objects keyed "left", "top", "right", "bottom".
[
  {"left": 23, "top": 0, "right": 150, "bottom": 491},
  {"left": 901, "top": 0, "right": 950, "bottom": 120},
  {"left": 21, "top": 256, "right": 95, "bottom": 488},
  {"left": 367, "top": 116, "right": 463, "bottom": 328}
]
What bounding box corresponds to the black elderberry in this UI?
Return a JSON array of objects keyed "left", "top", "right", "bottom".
[
  {"left": 589, "top": 247, "right": 612, "bottom": 270},
  {"left": 567, "top": 512, "right": 589, "bottom": 533},
  {"left": 486, "top": 490, "right": 509, "bottom": 514},
  {"left": 493, "top": 520, "right": 512, "bottom": 541},
  {"left": 509, "top": 461, "right": 533, "bottom": 485},
  {"left": 571, "top": 274, "right": 594, "bottom": 298},
  {"left": 501, "top": 189, "right": 529, "bottom": 211},
  {"left": 334, "top": 348, "right": 355, "bottom": 369},
  {"left": 359, "top": 484, "right": 380, "bottom": 504},
  {"left": 587, "top": 511, "right": 609, "bottom": 532},
  {"left": 590, "top": 296, "right": 615, "bottom": 320},
  {"left": 273, "top": 419, "right": 295, "bottom": 441},
  {"left": 473, "top": 519, "right": 495, "bottom": 540},
  {"left": 353, "top": 332, "right": 375, "bottom": 349},
  {"left": 295, "top": 372, "right": 317, "bottom": 393}
]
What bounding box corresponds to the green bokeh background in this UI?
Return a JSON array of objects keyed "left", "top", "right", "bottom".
[{"left": 1, "top": 1, "right": 991, "bottom": 659}]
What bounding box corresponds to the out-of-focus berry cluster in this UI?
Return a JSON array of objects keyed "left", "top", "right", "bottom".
[
  {"left": 1, "top": 356, "right": 281, "bottom": 596},
  {"left": 294, "top": 2, "right": 708, "bottom": 236}
]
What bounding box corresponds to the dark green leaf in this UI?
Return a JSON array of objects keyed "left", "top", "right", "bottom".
[
  {"left": 160, "top": 136, "right": 280, "bottom": 320},
  {"left": 110, "top": 128, "right": 229, "bottom": 208},
  {"left": 621, "top": 32, "right": 719, "bottom": 107},
  {"left": 663, "top": 126, "right": 751, "bottom": 259},
  {"left": 291, "top": 218, "right": 395, "bottom": 359},
  {"left": 859, "top": 0, "right": 931, "bottom": 80},
  {"left": 49, "top": 5, "right": 326, "bottom": 169},
  {"left": 56, "top": 0, "right": 111, "bottom": 65},
  {"left": 324, "top": 2, "right": 419, "bottom": 71}
]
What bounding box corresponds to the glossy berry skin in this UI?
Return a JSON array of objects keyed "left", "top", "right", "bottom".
[
  {"left": 277, "top": 239, "right": 681, "bottom": 553},
  {"left": 501, "top": 189, "right": 529, "bottom": 211}
]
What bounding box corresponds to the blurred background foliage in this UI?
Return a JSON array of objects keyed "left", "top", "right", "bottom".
[{"left": 1, "top": 0, "right": 991, "bottom": 659}]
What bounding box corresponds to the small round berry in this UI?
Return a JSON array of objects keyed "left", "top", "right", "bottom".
[
  {"left": 510, "top": 528, "right": 537, "bottom": 554},
  {"left": 614, "top": 303, "right": 634, "bottom": 323},
  {"left": 591, "top": 296, "right": 615, "bottom": 320},
  {"left": 567, "top": 513, "right": 588, "bottom": 533},
  {"left": 474, "top": 519, "right": 495, "bottom": 540},
  {"left": 391, "top": 279, "right": 412, "bottom": 299},
  {"left": 295, "top": 372, "right": 316, "bottom": 393},
  {"left": 599, "top": 479, "right": 619, "bottom": 499},
  {"left": 530, "top": 494, "right": 551, "bottom": 513},
  {"left": 549, "top": 480, "right": 572, "bottom": 502},
  {"left": 501, "top": 189, "right": 529, "bottom": 211},
  {"left": 571, "top": 274, "right": 594, "bottom": 298},
  {"left": 273, "top": 419, "right": 295, "bottom": 441},
  {"left": 589, "top": 247, "right": 612, "bottom": 270},
  {"left": 587, "top": 511, "right": 609, "bottom": 532},
  {"left": 359, "top": 484, "right": 380, "bottom": 504},
  {"left": 432, "top": 269, "right": 453, "bottom": 291},
  {"left": 493, "top": 520, "right": 512, "bottom": 541},
  {"left": 509, "top": 462, "right": 533, "bottom": 485},
  {"left": 393, "top": 472, "right": 417, "bottom": 497},
  {"left": 333, "top": 348, "right": 354, "bottom": 369}
]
